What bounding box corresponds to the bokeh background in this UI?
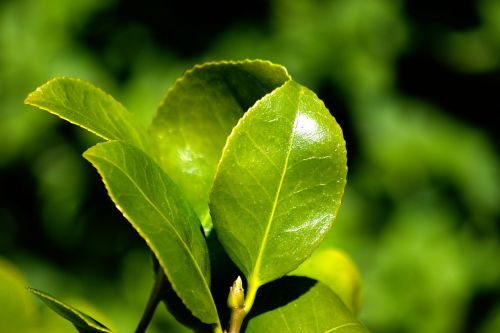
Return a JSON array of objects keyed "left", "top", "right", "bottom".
[{"left": 1, "top": 0, "right": 499, "bottom": 332}]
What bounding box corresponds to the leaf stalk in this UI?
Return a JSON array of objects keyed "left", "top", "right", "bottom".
[
  {"left": 225, "top": 276, "right": 260, "bottom": 333},
  {"left": 135, "top": 268, "right": 169, "bottom": 333}
]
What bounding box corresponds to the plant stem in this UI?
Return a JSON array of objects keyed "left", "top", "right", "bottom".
[
  {"left": 225, "top": 276, "right": 260, "bottom": 333},
  {"left": 135, "top": 269, "right": 169, "bottom": 333},
  {"left": 228, "top": 307, "right": 246, "bottom": 333},
  {"left": 243, "top": 277, "right": 259, "bottom": 314}
]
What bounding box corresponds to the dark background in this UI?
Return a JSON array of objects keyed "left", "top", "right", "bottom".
[{"left": 1, "top": 0, "right": 499, "bottom": 332}]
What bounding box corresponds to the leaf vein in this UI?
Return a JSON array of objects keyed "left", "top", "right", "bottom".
[
  {"left": 243, "top": 131, "right": 280, "bottom": 171},
  {"left": 324, "top": 323, "right": 362, "bottom": 332},
  {"left": 89, "top": 152, "right": 216, "bottom": 319},
  {"left": 251, "top": 88, "right": 303, "bottom": 284}
]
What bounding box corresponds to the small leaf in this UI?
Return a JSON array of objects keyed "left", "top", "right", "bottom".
[
  {"left": 28, "top": 287, "right": 111, "bottom": 333},
  {"left": 83, "top": 141, "right": 219, "bottom": 325},
  {"left": 150, "top": 60, "right": 290, "bottom": 231},
  {"left": 210, "top": 80, "right": 347, "bottom": 288},
  {"left": 290, "top": 248, "right": 362, "bottom": 314},
  {"left": 245, "top": 277, "right": 370, "bottom": 333},
  {"left": 25, "top": 77, "right": 150, "bottom": 151}
]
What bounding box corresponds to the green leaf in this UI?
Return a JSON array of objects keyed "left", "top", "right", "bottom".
[
  {"left": 210, "top": 80, "right": 347, "bottom": 289},
  {"left": 25, "top": 77, "right": 150, "bottom": 152},
  {"left": 245, "top": 278, "right": 370, "bottom": 333},
  {"left": 28, "top": 287, "right": 111, "bottom": 333},
  {"left": 150, "top": 60, "right": 290, "bottom": 232},
  {"left": 290, "top": 248, "right": 362, "bottom": 314},
  {"left": 83, "top": 141, "right": 219, "bottom": 325}
]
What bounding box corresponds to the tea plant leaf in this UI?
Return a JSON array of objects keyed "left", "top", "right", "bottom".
[
  {"left": 28, "top": 287, "right": 111, "bottom": 333},
  {"left": 83, "top": 141, "right": 219, "bottom": 325},
  {"left": 290, "top": 248, "right": 362, "bottom": 314},
  {"left": 25, "top": 77, "right": 149, "bottom": 151},
  {"left": 210, "top": 80, "right": 347, "bottom": 291},
  {"left": 150, "top": 60, "right": 290, "bottom": 231},
  {"left": 245, "top": 278, "right": 370, "bottom": 333}
]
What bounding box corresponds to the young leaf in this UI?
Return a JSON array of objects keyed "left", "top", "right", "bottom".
[
  {"left": 83, "top": 141, "right": 219, "bottom": 326},
  {"left": 290, "top": 248, "right": 362, "bottom": 314},
  {"left": 150, "top": 60, "right": 290, "bottom": 231},
  {"left": 245, "top": 278, "right": 370, "bottom": 333},
  {"left": 28, "top": 287, "right": 111, "bottom": 333},
  {"left": 210, "top": 80, "right": 347, "bottom": 290},
  {"left": 25, "top": 77, "right": 150, "bottom": 151}
]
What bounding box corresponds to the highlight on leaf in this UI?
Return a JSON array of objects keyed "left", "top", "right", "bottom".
[
  {"left": 150, "top": 60, "right": 291, "bottom": 232},
  {"left": 210, "top": 79, "right": 347, "bottom": 293},
  {"left": 22, "top": 59, "right": 365, "bottom": 333}
]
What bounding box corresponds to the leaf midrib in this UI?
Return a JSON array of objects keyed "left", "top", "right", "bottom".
[
  {"left": 87, "top": 151, "right": 218, "bottom": 322},
  {"left": 251, "top": 87, "right": 304, "bottom": 285}
]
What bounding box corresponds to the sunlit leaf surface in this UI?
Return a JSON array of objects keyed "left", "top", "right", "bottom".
[
  {"left": 150, "top": 60, "right": 290, "bottom": 231},
  {"left": 210, "top": 80, "right": 347, "bottom": 286},
  {"left": 83, "top": 141, "right": 219, "bottom": 325},
  {"left": 25, "top": 78, "right": 150, "bottom": 151}
]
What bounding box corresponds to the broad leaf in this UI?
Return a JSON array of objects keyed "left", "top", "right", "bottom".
[
  {"left": 210, "top": 80, "right": 347, "bottom": 287},
  {"left": 150, "top": 60, "right": 290, "bottom": 231},
  {"left": 25, "top": 77, "right": 150, "bottom": 151},
  {"left": 290, "top": 248, "right": 362, "bottom": 314},
  {"left": 245, "top": 277, "right": 370, "bottom": 333},
  {"left": 28, "top": 288, "right": 111, "bottom": 333},
  {"left": 83, "top": 141, "right": 219, "bottom": 325}
]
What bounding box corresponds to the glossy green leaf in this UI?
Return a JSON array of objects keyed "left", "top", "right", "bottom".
[
  {"left": 28, "top": 288, "right": 111, "bottom": 333},
  {"left": 210, "top": 80, "right": 347, "bottom": 287},
  {"left": 290, "top": 248, "right": 362, "bottom": 314},
  {"left": 245, "top": 278, "right": 370, "bottom": 333},
  {"left": 150, "top": 60, "right": 290, "bottom": 231},
  {"left": 83, "top": 141, "right": 219, "bottom": 325},
  {"left": 25, "top": 77, "right": 149, "bottom": 151}
]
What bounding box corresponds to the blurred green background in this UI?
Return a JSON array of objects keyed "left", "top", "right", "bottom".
[{"left": 1, "top": 0, "right": 499, "bottom": 332}]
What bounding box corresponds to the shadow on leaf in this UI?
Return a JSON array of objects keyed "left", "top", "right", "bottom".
[{"left": 242, "top": 276, "right": 317, "bottom": 330}]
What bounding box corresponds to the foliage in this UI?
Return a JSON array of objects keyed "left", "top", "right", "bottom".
[
  {"left": 21, "top": 60, "right": 367, "bottom": 333},
  {"left": 1, "top": 1, "right": 500, "bottom": 332}
]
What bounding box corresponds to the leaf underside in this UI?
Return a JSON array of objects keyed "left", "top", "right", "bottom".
[
  {"left": 150, "top": 60, "right": 291, "bottom": 232},
  {"left": 28, "top": 287, "right": 111, "bottom": 333},
  {"left": 210, "top": 80, "right": 347, "bottom": 286},
  {"left": 83, "top": 141, "right": 218, "bottom": 325}
]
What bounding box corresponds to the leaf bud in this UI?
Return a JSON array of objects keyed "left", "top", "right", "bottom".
[{"left": 227, "top": 276, "right": 245, "bottom": 309}]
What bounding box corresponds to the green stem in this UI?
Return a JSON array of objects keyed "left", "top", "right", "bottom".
[
  {"left": 135, "top": 269, "right": 169, "bottom": 333},
  {"left": 243, "top": 277, "right": 259, "bottom": 314},
  {"left": 228, "top": 307, "right": 246, "bottom": 333},
  {"left": 225, "top": 276, "right": 261, "bottom": 333}
]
